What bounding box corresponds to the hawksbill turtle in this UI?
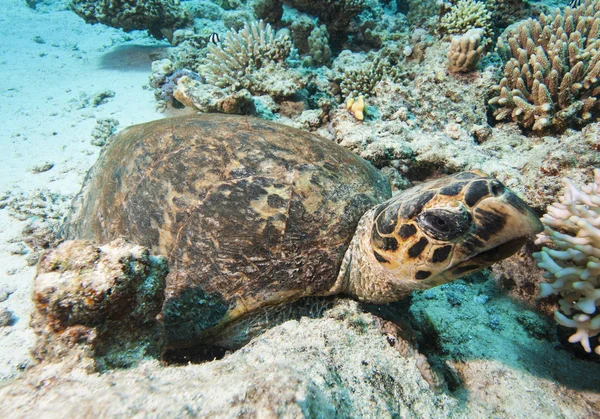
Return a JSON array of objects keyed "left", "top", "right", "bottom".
[{"left": 63, "top": 114, "right": 542, "bottom": 349}]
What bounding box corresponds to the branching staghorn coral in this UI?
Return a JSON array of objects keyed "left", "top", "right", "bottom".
[
  {"left": 202, "top": 20, "right": 293, "bottom": 93},
  {"left": 440, "top": 0, "right": 492, "bottom": 39},
  {"left": 489, "top": 1, "right": 600, "bottom": 132},
  {"left": 340, "top": 56, "right": 402, "bottom": 100},
  {"left": 533, "top": 169, "right": 600, "bottom": 355}
]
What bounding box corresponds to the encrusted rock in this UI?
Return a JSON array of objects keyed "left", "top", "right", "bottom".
[
  {"left": 70, "top": 0, "right": 190, "bottom": 40},
  {"left": 32, "top": 238, "right": 168, "bottom": 371}
]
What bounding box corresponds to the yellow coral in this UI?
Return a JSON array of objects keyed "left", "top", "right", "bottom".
[{"left": 346, "top": 96, "right": 366, "bottom": 120}]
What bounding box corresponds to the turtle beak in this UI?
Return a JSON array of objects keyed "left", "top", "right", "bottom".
[{"left": 441, "top": 189, "right": 542, "bottom": 279}]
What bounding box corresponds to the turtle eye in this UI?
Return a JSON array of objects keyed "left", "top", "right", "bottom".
[{"left": 417, "top": 208, "right": 472, "bottom": 241}]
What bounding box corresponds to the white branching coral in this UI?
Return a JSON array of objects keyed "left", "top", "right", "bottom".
[
  {"left": 440, "top": 0, "right": 492, "bottom": 39},
  {"left": 489, "top": 1, "right": 600, "bottom": 132},
  {"left": 533, "top": 169, "right": 600, "bottom": 355},
  {"left": 202, "top": 20, "right": 293, "bottom": 92}
]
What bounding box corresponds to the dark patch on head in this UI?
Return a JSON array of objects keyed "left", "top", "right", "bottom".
[
  {"left": 399, "top": 223, "right": 417, "bottom": 239},
  {"left": 415, "top": 270, "right": 432, "bottom": 280},
  {"left": 473, "top": 208, "right": 506, "bottom": 241},
  {"left": 163, "top": 287, "right": 230, "bottom": 345},
  {"left": 504, "top": 190, "right": 533, "bottom": 215},
  {"left": 381, "top": 237, "right": 399, "bottom": 251},
  {"left": 452, "top": 265, "right": 481, "bottom": 275},
  {"left": 490, "top": 180, "right": 505, "bottom": 197},
  {"left": 454, "top": 172, "right": 482, "bottom": 180},
  {"left": 376, "top": 201, "right": 401, "bottom": 235},
  {"left": 439, "top": 181, "right": 468, "bottom": 196},
  {"left": 374, "top": 251, "right": 389, "bottom": 263},
  {"left": 408, "top": 237, "right": 429, "bottom": 258},
  {"left": 464, "top": 180, "right": 490, "bottom": 207},
  {"left": 267, "top": 194, "right": 287, "bottom": 209},
  {"left": 432, "top": 245, "right": 452, "bottom": 263},
  {"left": 401, "top": 190, "right": 436, "bottom": 219},
  {"left": 296, "top": 163, "right": 314, "bottom": 172},
  {"left": 461, "top": 236, "right": 485, "bottom": 253}
]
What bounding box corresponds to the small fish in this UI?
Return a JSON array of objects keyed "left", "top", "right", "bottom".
[
  {"left": 569, "top": 0, "right": 582, "bottom": 8},
  {"left": 208, "top": 33, "right": 220, "bottom": 44}
]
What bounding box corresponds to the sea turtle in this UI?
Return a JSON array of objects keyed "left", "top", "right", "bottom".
[{"left": 63, "top": 114, "right": 542, "bottom": 349}]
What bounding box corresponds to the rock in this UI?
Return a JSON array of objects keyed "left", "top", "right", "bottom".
[
  {"left": 32, "top": 238, "right": 168, "bottom": 371},
  {"left": 29, "top": 162, "right": 54, "bottom": 174},
  {"left": 0, "top": 288, "right": 9, "bottom": 303},
  {"left": 0, "top": 308, "right": 13, "bottom": 327},
  {"left": 2, "top": 298, "right": 599, "bottom": 417}
]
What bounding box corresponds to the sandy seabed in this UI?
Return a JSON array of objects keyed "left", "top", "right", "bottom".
[{"left": 0, "top": 0, "right": 186, "bottom": 381}]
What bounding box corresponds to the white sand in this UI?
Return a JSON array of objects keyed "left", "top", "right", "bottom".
[{"left": 0, "top": 0, "right": 184, "bottom": 381}]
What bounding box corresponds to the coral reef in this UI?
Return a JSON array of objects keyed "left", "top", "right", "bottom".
[
  {"left": 485, "top": 0, "right": 538, "bottom": 33},
  {"left": 150, "top": 63, "right": 202, "bottom": 108},
  {"left": 306, "top": 24, "right": 332, "bottom": 67},
  {"left": 533, "top": 169, "right": 600, "bottom": 355},
  {"left": 407, "top": 0, "right": 442, "bottom": 29},
  {"left": 338, "top": 52, "right": 403, "bottom": 100},
  {"left": 284, "top": 0, "right": 367, "bottom": 35},
  {"left": 489, "top": 1, "right": 600, "bottom": 132},
  {"left": 250, "top": 0, "right": 282, "bottom": 23},
  {"left": 440, "top": 0, "right": 492, "bottom": 39},
  {"left": 201, "top": 20, "right": 300, "bottom": 95},
  {"left": 447, "top": 28, "right": 486, "bottom": 73},
  {"left": 32, "top": 239, "right": 168, "bottom": 370},
  {"left": 69, "top": 0, "right": 189, "bottom": 40}
]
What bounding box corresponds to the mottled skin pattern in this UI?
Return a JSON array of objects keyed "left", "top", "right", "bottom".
[
  {"left": 333, "top": 172, "right": 543, "bottom": 303},
  {"left": 64, "top": 114, "right": 391, "bottom": 348},
  {"left": 64, "top": 115, "right": 543, "bottom": 349}
]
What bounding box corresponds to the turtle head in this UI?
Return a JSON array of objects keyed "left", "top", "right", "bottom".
[{"left": 335, "top": 171, "right": 543, "bottom": 303}]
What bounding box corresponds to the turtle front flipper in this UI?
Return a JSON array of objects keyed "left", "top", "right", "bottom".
[{"left": 333, "top": 172, "right": 543, "bottom": 304}]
